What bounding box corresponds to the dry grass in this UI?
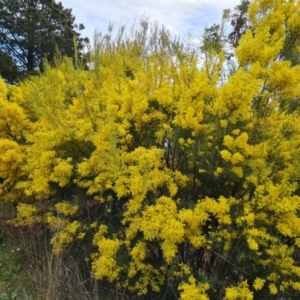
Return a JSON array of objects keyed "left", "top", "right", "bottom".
[{"left": 0, "top": 202, "right": 128, "bottom": 300}]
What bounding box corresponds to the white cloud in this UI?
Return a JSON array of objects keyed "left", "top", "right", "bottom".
[{"left": 60, "top": 0, "right": 241, "bottom": 41}]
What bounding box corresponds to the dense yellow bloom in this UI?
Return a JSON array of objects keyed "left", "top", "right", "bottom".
[
  {"left": 247, "top": 238, "right": 259, "bottom": 251},
  {"left": 232, "top": 166, "right": 244, "bottom": 178},
  {"left": 253, "top": 277, "right": 266, "bottom": 290},
  {"left": 55, "top": 202, "right": 78, "bottom": 216},
  {"left": 178, "top": 276, "right": 209, "bottom": 300},
  {"left": 14, "top": 203, "right": 40, "bottom": 226},
  {"left": 92, "top": 237, "right": 122, "bottom": 282},
  {"left": 268, "top": 283, "right": 278, "bottom": 295},
  {"left": 3, "top": 0, "right": 300, "bottom": 297},
  {"left": 0, "top": 77, "right": 7, "bottom": 98},
  {"left": 224, "top": 281, "right": 253, "bottom": 300},
  {"left": 220, "top": 149, "right": 232, "bottom": 161},
  {"left": 50, "top": 158, "right": 73, "bottom": 187},
  {"left": 50, "top": 220, "right": 85, "bottom": 253},
  {"left": 230, "top": 152, "right": 244, "bottom": 165}
]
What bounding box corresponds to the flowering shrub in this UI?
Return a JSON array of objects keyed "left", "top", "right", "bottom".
[{"left": 2, "top": 1, "right": 300, "bottom": 298}]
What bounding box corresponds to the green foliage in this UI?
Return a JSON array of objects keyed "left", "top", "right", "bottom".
[
  {"left": 0, "top": 50, "right": 19, "bottom": 84},
  {"left": 0, "top": 0, "right": 88, "bottom": 76},
  {"left": 0, "top": 245, "right": 20, "bottom": 286},
  {"left": 0, "top": 289, "right": 18, "bottom": 300},
  {"left": 228, "top": 0, "right": 251, "bottom": 48},
  {"left": 0, "top": 241, "right": 24, "bottom": 300}
]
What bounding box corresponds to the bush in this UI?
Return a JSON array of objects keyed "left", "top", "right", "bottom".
[{"left": 2, "top": 1, "right": 300, "bottom": 298}]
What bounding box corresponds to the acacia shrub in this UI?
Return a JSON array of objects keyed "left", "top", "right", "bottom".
[{"left": 1, "top": 2, "right": 300, "bottom": 298}]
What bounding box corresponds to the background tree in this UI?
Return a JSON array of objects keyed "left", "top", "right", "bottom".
[
  {"left": 0, "top": 0, "right": 88, "bottom": 76},
  {"left": 228, "top": 0, "right": 250, "bottom": 48},
  {"left": 0, "top": 49, "right": 19, "bottom": 83}
]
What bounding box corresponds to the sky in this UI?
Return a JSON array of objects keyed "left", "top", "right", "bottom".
[{"left": 60, "top": 0, "right": 241, "bottom": 43}]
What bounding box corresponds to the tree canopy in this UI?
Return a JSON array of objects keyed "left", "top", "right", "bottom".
[
  {"left": 0, "top": 49, "right": 18, "bottom": 84},
  {"left": 0, "top": 0, "right": 87, "bottom": 80},
  {"left": 2, "top": 0, "right": 300, "bottom": 299}
]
